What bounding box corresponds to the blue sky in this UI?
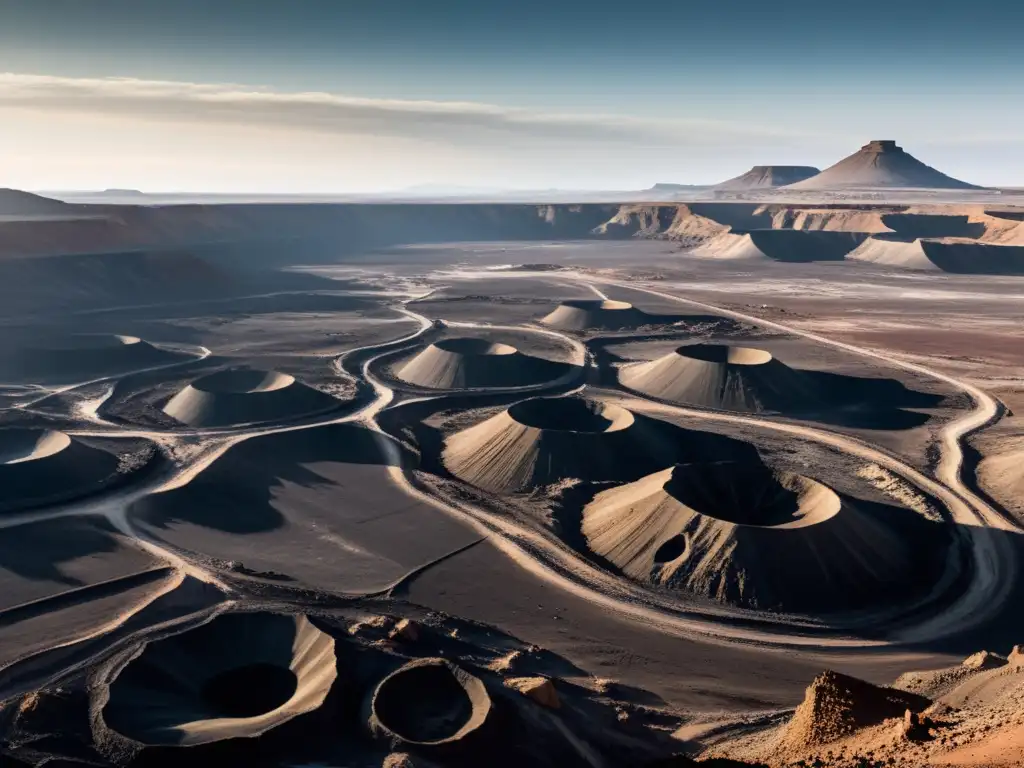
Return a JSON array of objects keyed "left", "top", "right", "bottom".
[{"left": 1, "top": 0, "right": 1021, "bottom": 191}]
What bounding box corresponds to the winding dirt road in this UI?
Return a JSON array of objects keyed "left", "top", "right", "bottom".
[
  {"left": 1, "top": 270, "right": 1016, "bottom": 688},
  {"left": 387, "top": 269, "right": 1019, "bottom": 649}
]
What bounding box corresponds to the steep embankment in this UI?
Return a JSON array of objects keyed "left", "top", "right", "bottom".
[
  {"left": 540, "top": 300, "right": 653, "bottom": 331},
  {"left": 0, "top": 202, "right": 620, "bottom": 261},
  {"left": 691, "top": 230, "right": 868, "bottom": 262},
  {"left": 595, "top": 203, "right": 773, "bottom": 243},
  {"left": 849, "top": 237, "right": 1024, "bottom": 273},
  {"left": 769, "top": 208, "right": 985, "bottom": 238},
  {"left": 442, "top": 396, "right": 670, "bottom": 493},
  {"left": 5, "top": 194, "right": 1024, "bottom": 290}
]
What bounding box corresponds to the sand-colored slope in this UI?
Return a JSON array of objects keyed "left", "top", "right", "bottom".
[
  {"left": 594, "top": 203, "right": 773, "bottom": 246},
  {"left": 620, "top": 344, "right": 816, "bottom": 413},
  {"left": 770, "top": 208, "right": 985, "bottom": 238},
  {"left": 979, "top": 213, "right": 1024, "bottom": 245},
  {"left": 364, "top": 658, "right": 491, "bottom": 747},
  {"left": 396, "top": 337, "right": 566, "bottom": 389},
  {"left": 975, "top": 436, "right": 1024, "bottom": 521},
  {"left": 782, "top": 670, "right": 930, "bottom": 749},
  {"left": 163, "top": 368, "right": 337, "bottom": 427},
  {"left": 714, "top": 166, "right": 821, "bottom": 190},
  {"left": 849, "top": 236, "right": 1024, "bottom": 273},
  {"left": 0, "top": 428, "right": 121, "bottom": 511},
  {"left": 102, "top": 612, "right": 336, "bottom": 747},
  {"left": 787, "top": 140, "right": 981, "bottom": 190},
  {"left": 581, "top": 462, "right": 942, "bottom": 612},
  {"left": 593, "top": 205, "right": 683, "bottom": 238},
  {"left": 690, "top": 230, "right": 867, "bottom": 262},
  {"left": 847, "top": 236, "right": 941, "bottom": 270},
  {"left": 442, "top": 395, "right": 728, "bottom": 493},
  {"left": 768, "top": 206, "right": 897, "bottom": 233},
  {"left": 540, "top": 299, "right": 650, "bottom": 331},
  {"left": 727, "top": 658, "right": 1024, "bottom": 766}
]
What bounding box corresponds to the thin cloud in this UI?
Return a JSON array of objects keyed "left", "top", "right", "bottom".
[{"left": 0, "top": 72, "right": 812, "bottom": 149}]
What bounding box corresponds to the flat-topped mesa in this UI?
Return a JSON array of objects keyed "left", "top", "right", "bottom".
[
  {"left": 714, "top": 165, "right": 821, "bottom": 190},
  {"left": 863, "top": 140, "right": 900, "bottom": 152}
]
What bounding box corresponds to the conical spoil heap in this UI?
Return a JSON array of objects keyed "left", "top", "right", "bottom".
[
  {"left": 396, "top": 337, "right": 564, "bottom": 389},
  {"left": 0, "top": 428, "right": 120, "bottom": 511},
  {"left": 540, "top": 300, "right": 648, "bottom": 331},
  {"left": 621, "top": 343, "right": 816, "bottom": 413},
  {"left": 163, "top": 369, "right": 337, "bottom": 427},
  {"left": 442, "top": 395, "right": 682, "bottom": 493},
  {"left": 582, "top": 462, "right": 948, "bottom": 612}
]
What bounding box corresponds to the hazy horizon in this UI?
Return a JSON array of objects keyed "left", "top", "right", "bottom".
[{"left": 2, "top": 0, "right": 1023, "bottom": 192}]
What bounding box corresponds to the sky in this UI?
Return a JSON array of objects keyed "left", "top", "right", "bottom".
[{"left": 1, "top": 0, "right": 1022, "bottom": 192}]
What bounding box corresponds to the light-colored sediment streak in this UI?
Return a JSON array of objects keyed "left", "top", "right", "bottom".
[{"left": 0, "top": 570, "right": 187, "bottom": 673}]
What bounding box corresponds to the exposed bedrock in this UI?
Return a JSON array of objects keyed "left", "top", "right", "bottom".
[{"left": 849, "top": 236, "right": 1024, "bottom": 274}]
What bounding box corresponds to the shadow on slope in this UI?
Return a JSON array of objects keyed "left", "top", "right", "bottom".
[
  {"left": 619, "top": 343, "right": 943, "bottom": 430},
  {"left": 132, "top": 424, "right": 408, "bottom": 535},
  {"left": 0, "top": 516, "right": 144, "bottom": 589}
]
